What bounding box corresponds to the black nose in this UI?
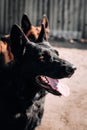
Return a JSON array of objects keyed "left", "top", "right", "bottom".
[
  {"left": 66, "top": 65, "right": 77, "bottom": 74},
  {"left": 72, "top": 66, "right": 77, "bottom": 71}
]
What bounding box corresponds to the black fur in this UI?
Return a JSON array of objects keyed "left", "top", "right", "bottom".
[{"left": 0, "top": 25, "right": 76, "bottom": 130}]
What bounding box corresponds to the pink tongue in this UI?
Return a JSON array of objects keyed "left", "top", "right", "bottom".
[
  {"left": 46, "top": 77, "right": 70, "bottom": 97},
  {"left": 56, "top": 81, "right": 70, "bottom": 97}
]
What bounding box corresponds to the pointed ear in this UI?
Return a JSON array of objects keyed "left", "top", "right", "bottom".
[
  {"left": 21, "top": 14, "right": 32, "bottom": 34},
  {"left": 36, "top": 24, "right": 45, "bottom": 43},
  {"left": 10, "top": 24, "right": 28, "bottom": 60},
  {"left": 41, "top": 14, "right": 49, "bottom": 28}
]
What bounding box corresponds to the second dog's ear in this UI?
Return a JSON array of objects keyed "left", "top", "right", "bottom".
[
  {"left": 10, "top": 24, "right": 28, "bottom": 60},
  {"left": 41, "top": 15, "right": 49, "bottom": 28},
  {"left": 21, "top": 14, "right": 32, "bottom": 34},
  {"left": 36, "top": 24, "right": 45, "bottom": 43},
  {"left": 41, "top": 15, "right": 49, "bottom": 40}
]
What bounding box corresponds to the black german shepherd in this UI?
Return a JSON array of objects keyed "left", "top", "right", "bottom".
[{"left": 0, "top": 24, "right": 76, "bottom": 130}]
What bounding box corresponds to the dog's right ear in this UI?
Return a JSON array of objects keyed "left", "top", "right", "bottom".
[
  {"left": 21, "top": 14, "right": 32, "bottom": 34},
  {"left": 10, "top": 24, "right": 29, "bottom": 60},
  {"left": 36, "top": 24, "right": 45, "bottom": 43},
  {"left": 41, "top": 15, "right": 49, "bottom": 28},
  {"left": 41, "top": 15, "right": 49, "bottom": 40}
]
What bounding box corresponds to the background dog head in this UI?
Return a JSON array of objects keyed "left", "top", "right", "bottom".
[{"left": 21, "top": 14, "right": 49, "bottom": 42}]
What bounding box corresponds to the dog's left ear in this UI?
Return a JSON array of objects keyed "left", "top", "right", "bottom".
[
  {"left": 21, "top": 14, "right": 32, "bottom": 34},
  {"left": 10, "top": 24, "right": 28, "bottom": 60}
]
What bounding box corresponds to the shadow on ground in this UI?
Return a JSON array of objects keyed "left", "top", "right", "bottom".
[{"left": 49, "top": 39, "right": 87, "bottom": 50}]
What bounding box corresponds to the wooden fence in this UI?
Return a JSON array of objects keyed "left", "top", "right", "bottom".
[{"left": 0, "top": 0, "right": 87, "bottom": 39}]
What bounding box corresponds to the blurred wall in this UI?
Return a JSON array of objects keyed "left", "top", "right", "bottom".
[{"left": 0, "top": 0, "right": 87, "bottom": 39}]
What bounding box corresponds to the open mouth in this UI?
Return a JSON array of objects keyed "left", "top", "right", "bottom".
[{"left": 36, "top": 75, "right": 70, "bottom": 97}]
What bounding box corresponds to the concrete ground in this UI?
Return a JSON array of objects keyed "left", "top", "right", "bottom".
[{"left": 36, "top": 40, "right": 87, "bottom": 130}]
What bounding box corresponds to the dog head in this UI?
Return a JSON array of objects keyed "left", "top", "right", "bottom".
[
  {"left": 10, "top": 24, "right": 76, "bottom": 97},
  {"left": 21, "top": 14, "right": 49, "bottom": 42}
]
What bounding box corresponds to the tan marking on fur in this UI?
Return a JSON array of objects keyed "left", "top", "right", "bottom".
[
  {"left": 0, "top": 40, "right": 14, "bottom": 64},
  {"left": 26, "top": 26, "right": 49, "bottom": 41}
]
